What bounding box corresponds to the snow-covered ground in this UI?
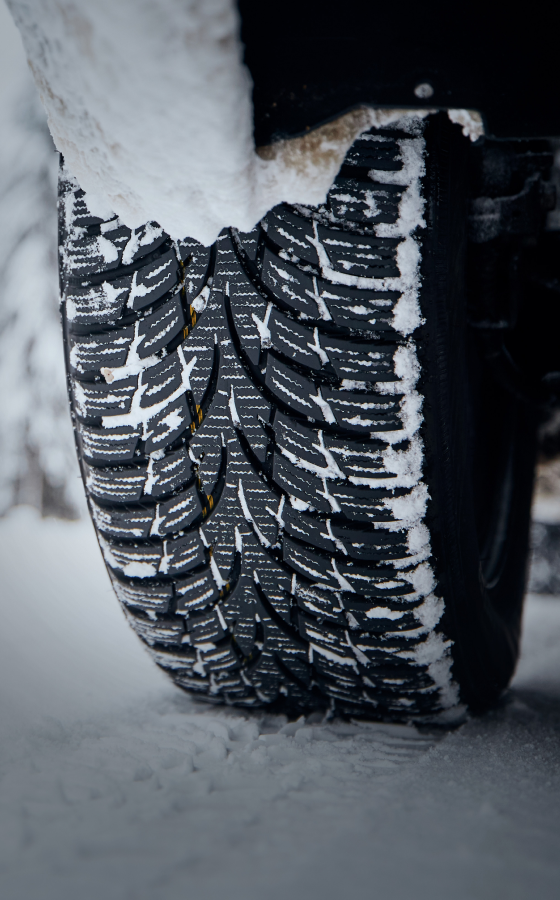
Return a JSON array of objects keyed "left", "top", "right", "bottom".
[{"left": 0, "top": 507, "right": 559, "bottom": 900}]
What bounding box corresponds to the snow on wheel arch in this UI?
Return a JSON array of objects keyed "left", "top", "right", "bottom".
[{"left": 7, "top": 0, "right": 484, "bottom": 245}]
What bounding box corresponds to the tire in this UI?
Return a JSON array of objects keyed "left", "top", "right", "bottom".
[{"left": 59, "top": 113, "right": 539, "bottom": 721}]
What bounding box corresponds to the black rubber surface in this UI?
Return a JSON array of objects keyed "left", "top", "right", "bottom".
[{"left": 59, "top": 114, "right": 538, "bottom": 720}]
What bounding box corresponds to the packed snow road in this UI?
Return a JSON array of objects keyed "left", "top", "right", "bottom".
[{"left": 0, "top": 508, "right": 559, "bottom": 900}]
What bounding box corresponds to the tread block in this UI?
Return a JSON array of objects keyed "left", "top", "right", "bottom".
[
  {"left": 322, "top": 388, "right": 402, "bottom": 431},
  {"left": 74, "top": 376, "right": 137, "bottom": 419},
  {"left": 265, "top": 207, "right": 318, "bottom": 264},
  {"left": 237, "top": 473, "right": 279, "bottom": 545},
  {"left": 333, "top": 524, "right": 407, "bottom": 560},
  {"left": 92, "top": 501, "right": 153, "bottom": 539},
  {"left": 173, "top": 674, "right": 211, "bottom": 693},
  {"left": 139, "top": 353, "right": 186, "bottom": 408},
  {"left": 176, "top": 238, "right": 212, "bottom": 301},
  {"left": 271, "top": 439, "right": 396, "bottom": 520},
  {"left": 271, "top": 453, "right": 396, "bottom": 522},
  {"left": 93, "top": 483, "right": 205, "bottom": 540},
  {"left": 188, "top": 608, "right": 226, "bottom": 644},
  {"left": 220, "top": 576, "right": 259, "bottom": 654},
  {"left": 268, "top": 309, "right": 327, "bottom": 371},
  {"left": 228, "top": 380, "right": 271, "bottom": 463},
  {"left": 79, "top": 424, "right": 139, "bottom": 463},
  {"left": 154, "top": 484, "right": 204, "bottom": 535},
  {"left": 348, "top": 633, "right": 413, "bottom": 663},
  {"left": 264, "top": 356, "right": 323, "bottom": 420},
  {"left": 144, "top": 394, "right": 191, "bottom": 453},
  {"left": 65, "top": 224, "right": 131, "bottom": 277},
  {"left": 321, "top": 335, "right": 396, "bottom": 382},
  {"left": 149, "top": 647, "right": 198, "bottom": 672},
  {"left": 229, "top": 281, "right": 269, "bottom": 364},
  {"left": 275, "top": 447, "right": 394, "bottom": 518},
  {"left": 145, "top": 448, "right": 194, "bottom": 497},
  {"left": 111, "top": 574, "right": 173, "bottom": 614},
  {"left": 137, "top": 293, "right": 185, "bottom": 358},
  {"left": 128, "top": 249, "right": 179, "bottom": 311},
  {"left": 318, "top": 430, "right": 385, "bottom": 471},
  {"left": 283, "top": 537, "right": 340, "bottom": 585},
  {"left": 261, "top": 248, "right": 320, "bottom": 318},
  {"left": 345, "top": 135, "right": 402, "bottom": 170},
  {"left": 65, "top": 249, "right": 179, "bottom": 323},
  {"left": 344, "top": 604, "right": 417, "bottom": 633},
  {"left": 307, "top": 636, "right": 361, "bottom": 682},
  {"left": 175, "top": 570, "right": 220, "bottom": 615},
  {"left": 160, "top": 533, "right": 206, "bottom": 575},
  {"left": 245, "top": 648, "right": 284, "bottom": 700},
  {"left": 198, "top": 640, "right": 241, "bottom": 676},
  {"left": 123, "top": 223, "right": 166, "bottom": 264},
  {"left": 272, "top": 454, "right": 334, "bottom": 513},
  {"left": 274, "top": 413, "right": 333, "bottom": 470},
  {"left": 251, "top": 561, "right": 293, "bottom": 625},
  {"left": 261, "top": 247, "right": 400, "bottom": 332},
  {"left": 267, "top": 318, "right": 398, "bottom": 382},
  {"left": 299, "top": 616, "right": 349, "bottom": 653},
  {"left": 85, "top": 464, "right": 146, "bottom": 502},
  {"left": 283, "top": 508, "right": 408, "bottom": 560},
  {"left": 328, "top": 483, "right": 395, "bottom": 522},
  {"left": 265, "top": 357, "right": 401, "bottom": 431},
  {"left": 284, "top": 508, "right": 342, "bottom": 554},
  {"left": 321, "top": 285, "right": 399, "bottom": 332},
  {"left": 126, "top": 613, "right": 184, "bottom": 646},
  {"left": 235, "top": 227, "right": 259, "bottom": 260},
  {"left": 104, "top": 541, "right": 162, "bottom": 578},
  {"left": 317, "top": 433, "right": 389, "bottom": 480},
  {"left": 63, "top": 189, "right": 114, "bottom": 229},
  {"left": 69, "top": 328, "right": 134, "bottom": 376},
  {"left": 84, "top": 450, "right": 194, "bottom": 503},
  {"left": 104, "top": 531, "right": 205, "bottom": 578},
  {"left": 317, "top": 227, "right": 400, "bottom": 279},
  {"left": 274, "top": 414, "right": 394, "bottom": 480},
  {"left": 186, "top": 338, "right": 217, "bottom": 408},
  {"left": 65, "top": 277, "right": 131, "bottom": 326},
  {"left": 283, "top": 537, "right": 404, "bottom": 596},
  {"left": 328, "top": 178, "right": 403, "bottom": 225},
  {"left": 295, "top": 584, "right": 347, "bottom": 626}
]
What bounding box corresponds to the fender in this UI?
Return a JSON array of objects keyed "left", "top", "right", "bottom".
[{"left": 239, "top": 1, "right": 560, "bottom": 143}]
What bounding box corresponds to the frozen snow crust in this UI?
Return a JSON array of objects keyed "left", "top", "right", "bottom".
[{"left": 60, "top": 115, "right": 459, "bottom": 721}]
